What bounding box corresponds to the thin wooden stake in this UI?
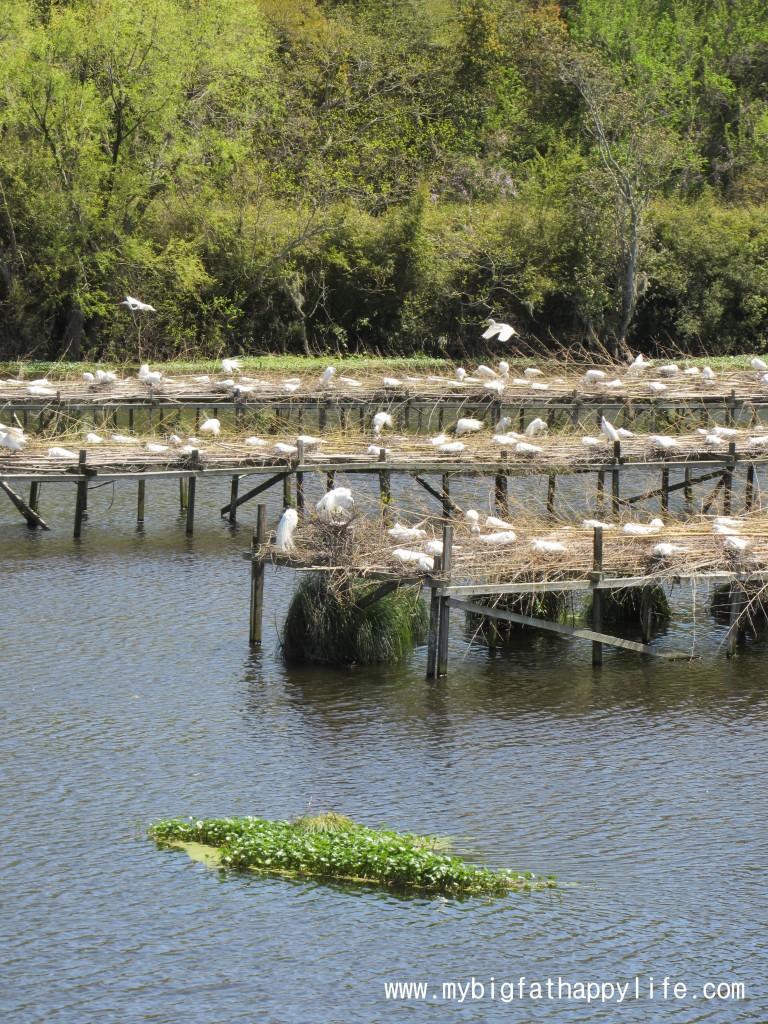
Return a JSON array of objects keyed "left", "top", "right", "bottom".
[
  {"left": 661, "top": 468, "right": 670, "bottom": 514},
  {"left": 296, "top": 438, "right": 305, "bottom": 518},
  {"left": 727, "top": 585, "right": 743, "bottom": 658},
  {"left": 547, "top": 473, "right": 556, "bottom": 519},
  {"left": 436, "top": 525, "right": 454, "bottom": 677},
  {"left": 73, "top": 450, "right": 88, "bottom": 538},
  {"left": 249, "top": 504, "right": 267, "bottom": 644},
  {"left": 186, "top": 452, "right": 198, "bottom": 534},
  {"left": 137, "top": 479, "right": 146, "bottom": 524},
  {"left": 228, "top": 475, "right": 240, "bottom": 524},
  {"left": 29, "top": 481, "right": 40, "bottom": 514},
  {"left": 179, "top": 477, "right": 188, "bottom": 512},
  {"left": 592, "top": 526, "right": 604, "bottom": 667},
  {"left": 378, "top": 448, "right": 391, "bottom": 522},
  {"left": 745, "top": 463, "right": 755, "bottom": 512},
  {"left": 641, "top": 584, "right": 653, "bottom": 644}
]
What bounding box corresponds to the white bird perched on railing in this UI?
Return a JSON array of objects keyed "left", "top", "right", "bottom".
[
  {"left": 319, "top": 366, "right": 336, "bottom": 387},
  {"left": 221, "top": 358, "right": 241, "bottom": 374},
  {"left": 600, "top": 417, "right": 621, "bottom": 443},
  {"left": 482, "top": 318, "right": 517, "bottom": 342},
  {"left": 297, "top": 434, "right": 322, "bottom": 448},
  {"left": 0, "top": 423, "right": 27, "bottom": 451},
  {"left": 465, "top": 509, "right": 480, "bottom": 534},
  {"left": 372, "top": 411, "right": 393, "bottom": 436},
  {"left": 199, "top": 416, "right": 220, "bottom": 435},
  {"left": 582, "top": 519, "right": 614, "bottom": 530},
  {"left": 275, "top": 442, "right": 297, "bottom": 455},
  {"left": 275, "top": 508, "right": 299, "bottom": 552},
  {"left": 122, "top": 295, "right": 156, "bottom": 312},
  {"left": 316, "top": 486, "right": 354, "bottom": 521},
  {"left": 455, "top": 417, "right": 483, "bottom": 436},
  {"left": 751, "top": 357, "right": 768, "bottom": 371},
  {"left": 623, "top": 518, "right": 664, "bottom": 535},
  {"left": 388, "top": 523, "right": 428, "bottom": 541},
  {"left": 486, "top": 515, "right": 514, "bottom": 530},
  {"left": 524, "top": 417, "right": 547, "bottom": 436}
]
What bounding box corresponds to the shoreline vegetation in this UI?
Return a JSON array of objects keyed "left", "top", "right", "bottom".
[
  {"left": 1, "top": 2, "right": 767, "bottom": 362},
  {"left": 148, "top": 813, "right": 557, "bottom": 896}
]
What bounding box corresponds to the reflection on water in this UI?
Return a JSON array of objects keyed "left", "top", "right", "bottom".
[{"left": 1, "top": 478, "right": 766, "bottom": 1023}]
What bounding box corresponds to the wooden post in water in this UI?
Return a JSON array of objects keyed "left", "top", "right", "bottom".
[
  {"left": 661, "top": 468, "right": 670, "bottom": 515},
  {"left": 745, "top": 463, "right": 755, "bottom": 512},
  {"left": 436, "top": 524, "right": 454, "bottom": 677},
  {"left": 296, "top": 438, "right": 305, "bottom": 518},
  {"left": 495, "top": 462, "right": 509, "bottom": 516},
  {"left": 137, "top": 479, "right": 146, "bottom": 525},
  {"left": 726, "top": 584, "right": 743, "bottom": 658},
  {"left": 640, "top": 585, "right": 653, "bottom": 644},
  {"left": 426, "top": 553, "right": 442, "bottom": 679},
  {"left": 29, "top": 481, "right": 40, "bottom": 515},
  {"left": 612, "top": 441, "right": 621, "bottom": 517},
  {"left": 228, "top": 475, "right": 240, "bottom": 524},
  {"left": 249, "top": 504, "right": 267, "bottom": 645},
  {"left": 723, "top": 442, "right": 736, "bottom": 516},
  {"left": 684, "top": 467, "right": 693, "bottom": 512},
  {"left": 179, "top": 477, "right": 188, "bottom": 513},
  {"left": 597, "top": 470, "right": 605, "bottom": 511},
  {"left": 441, "top": 474, "right": 452, "bottom": 519},
  {"left": 591, "top": 526, "right": 604, "bottom": 667},
  {"left": 186, "top": 451, "right": 198, "bottom": 535},
  {"left": 546, "top": 473, "right": 556, "bottom": 520},
  {"left": 73, "top": 451, "right": 88, "bottom": 538},
  {"left": 378, "top": 448, "right": 391, "bottom": 522}
]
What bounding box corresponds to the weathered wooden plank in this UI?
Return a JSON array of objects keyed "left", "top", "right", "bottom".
[{"left": 0, "top": 479, "right": 50, "bottom": 529}]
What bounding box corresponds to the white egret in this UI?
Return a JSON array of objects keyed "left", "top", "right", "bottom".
[
  {"left": 138, "top": 364, "right": 162, "bottom": 385},
  {"left": 623, "top": 519, "right": 664, "bottom": 535},
  {"left": 492, "top": 433, "right": 522, "bottom": 445},
  {"left": 297, "top": 434, "right": 322, "bottom": 448},
  {"left": 221, "top": 358, "right": 241, "bottom": 373},
  {"left": 582, "top": 519, "right": 614, "bottom": 530},
  {"left": 617, "top": 427, "right": 634, "bottom": 438},
  {"left": 391, "top": 548, "right": 425, "bottom": 564},
  {"left": 85, "top": 432, "right": 103, "bottom": 444},
  {"left": 417, "top": 555, "right": 435, "bottom": 572},
  {"left": 284, "top": 382, "right": 300, "bottom": 393},
  {"left": 48, "top": 446, "right": 77, "bottom": 459},
  {"left": 316, "top": 486, "right": 354, "bottom": 521},
  {"left": 367, "top": 445, "right": 383, "bottom": 456},
  {"left": 482, "top": 319, "right": 517, "bottom": 342},
  {"left": 712, "top": 523, "right": 739, "bottom": 535},
  {"left": 479, "top": 531, "right": 517, "bottom": 545},
  {"left": 429, "top": 433, "right": 449, "bottom": 446},
  {"left": 484, "top": 379, "right": 505, "bottom": 393},
  {"left": 465, "top": 509, "right": 480, "bottom": 534},
  {"left": 382, "top": 377, "right": 402, "bottom": 388},
  {"left": 530, "top": 382, "right": 549, "bottom": 391},
  {"left": 83, "top": 372, "right": 95, "bottom": 382},
  {"left": 600, "top": 417, "right": 621, "bottom": 443},
  {"left": 319, "top": 366, "right": 336, "bottom": 387},
  {"left": 582, "top": 436, "right": 601, "bottom": 446},
  {"left": 653, "top": 543, "right": 687, "bottom": 558},
  {"left": 515, "top": 441, "right": 543, "bottom": 455},
  {"left": 649, "top": 434, "right": 679, "bottom": 450},
  {"left": 498, "top": 360, "right": 510, "bottom": 378},
  {"left": 532, "top": 538, "right": 567, "bottom": 553},
  {"left": 122, "top": 295, "right": 156, "bottom": 312},
  {"left": 658, "top": 364, "right": 679, "bottom": 377},
  {"left": 748, "top": 435, "right": 768, "bottom": 446},
  {"left": 649, "top": 381, "right": 667, "bottom": 393},
  {"left": 199, "top": 416, "right": 220, "bottom": 435},
  {"left": 751, "top": 357, "right": 768, "bottom": 371},
  {"left": 723, "top": 536, "right": 749, "bottom": 552},
  {"left": 475, "top": 365, "right": 498, "bottom": 380},
  {"left": 372, "top": 412, "right": 393, "bottom": 436},
  {"left": 275, "top": 442, "right": 297, "bottom": 456},
  {"left": 275, "top": 508, "right": 299, "bottom": 552},
  {"left": 438, "top": 441, "right": 465, "bottom": 453},
  {"left": 27, "top": 385, "right": 56, "bottom": 396},
  {"left": 701, "top": 366, "right": 715, "bottom": 380},
  {"left": 244, "top": 437, "right": 265, "bottom": 446},
  {"left": 110, "top": 434, "right": 133, "bottom": 443},
  {"left": 0, "top": 424, "right": 27, "bottom": 451},
  {"left": 455, "top": 367, "right": 467, "bottom": 381},
  {"left": 524, "top": 367, "right": 542, "bottom": 378},
  {"left": 486, "top": 515, "right": 514, "bottom": 530},
  {"left": 388, "top": 524, "right": 428, "bottom": 541},
  {"left": 95, "top": 369, "right": 117, "bottom": 383},
  {"left": 524, "top": 417, "right": 547, "bottom": 436},
  {"left": 145, "top": 443, "right": 169, "bottom": 453},
  {"left": 338, "top": 376, "right": 361, "bottom": 387},
  {"left": 585, "top": 369, "right": 606, "bottom": 383},
  {"left": 455, "top": 417, "right": 483, "bottom": 436},
  {"left": 425, "top": 539, "right": 444, "bottom": 556},
  {"left": 628, "top": 353, "right": 652, "bottom": 370},
  {"left": 683, "top": 367, "right": 701, "bottom": 376}
]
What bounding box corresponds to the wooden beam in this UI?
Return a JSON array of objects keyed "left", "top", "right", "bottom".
[
  {"left": 220, "top": 471, "right": 291, "bottom": 517},
  {"left": 446, "top": 598, "right": 690, "bottom": 659},
  {"left": 353, "top": 579, "right": 402, "bottom": 611},
  {"left": 413, "top": 475, "right": 462, "bottom": 517},
  {"left": 0, "top": 479, "right": 50, "bottom": 529}
]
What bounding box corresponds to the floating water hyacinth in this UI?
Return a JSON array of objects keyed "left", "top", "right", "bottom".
[{"left": 148, "top": 814, "right": 557, "bottom": 897}]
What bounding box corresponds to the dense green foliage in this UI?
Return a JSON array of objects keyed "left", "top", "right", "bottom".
[
  {"left": 1, "top": 1, "right": 767, "bottom": 359},
  {"left": 281, "top": 573, "right": 428, "bottom": 664},
  {"left": 148, "top": 814, "right": 557, "bottom": 894}
]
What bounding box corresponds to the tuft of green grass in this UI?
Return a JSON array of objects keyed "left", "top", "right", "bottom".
[
  {"left": 148, "top": 815, "right": 557, "bottom": 896},
  {"left": 281, "top": 574, "right": 428, "bottom": 665}
]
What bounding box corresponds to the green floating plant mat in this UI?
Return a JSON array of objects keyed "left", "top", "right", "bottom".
[{"left": 148, "top": 814, "right": 557, "bottom": 897}]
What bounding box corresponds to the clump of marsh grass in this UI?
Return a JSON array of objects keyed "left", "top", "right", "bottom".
[
  {"left": 280, "top": 572, "right": 428, "bottom": 665},
  {"left": 293, "top": 811, "right": 360, "bottom": 834},
  {"left": 148, "top": 815, "right": 556, "bottom": 896},
  {"left": 582, "top": 586, "right": 670, "bottom": 629}
]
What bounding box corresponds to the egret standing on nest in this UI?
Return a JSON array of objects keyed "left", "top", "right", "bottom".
[
  {"left": 316, "top": 486, "right": 354, "bottom": 522},
  {"left": 275, "top": 508, "right": 299, "bottom": 552}
]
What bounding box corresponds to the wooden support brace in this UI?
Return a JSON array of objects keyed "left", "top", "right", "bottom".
[
  {"left": 436, "top": 525, "right": 454, "bottom": 677},
  {"left": 354, "top": 580, "right": 402, "bottom": 611},
  {"left": 413, "top": 475, "right": 462, "bottom": 518},
  {"left": 228, "top": 475, "right": 240, "bottom": 524},
  {"left": 745, "top": 463, "right": 755, "bottom": 512},
  {"left": 220, "top": 471, "right": 291, "bottom": 517},
  {"left": 592, "top": 526, "right": 603, "bottom": 666},
  {"left": 0, "top": 479, "right": 49, "bottom": 530},
  {"left": 547, "top": 473, "right": 556, "bottom": 519}
]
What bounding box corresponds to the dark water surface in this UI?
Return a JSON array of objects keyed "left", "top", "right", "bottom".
[{"left": 1, "top": 476, "right": 766, "bottom": 1023}]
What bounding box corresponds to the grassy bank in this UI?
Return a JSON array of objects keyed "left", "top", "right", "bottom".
[{"left": 148, "top": 814, "right": 556, "bottom": 897}]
